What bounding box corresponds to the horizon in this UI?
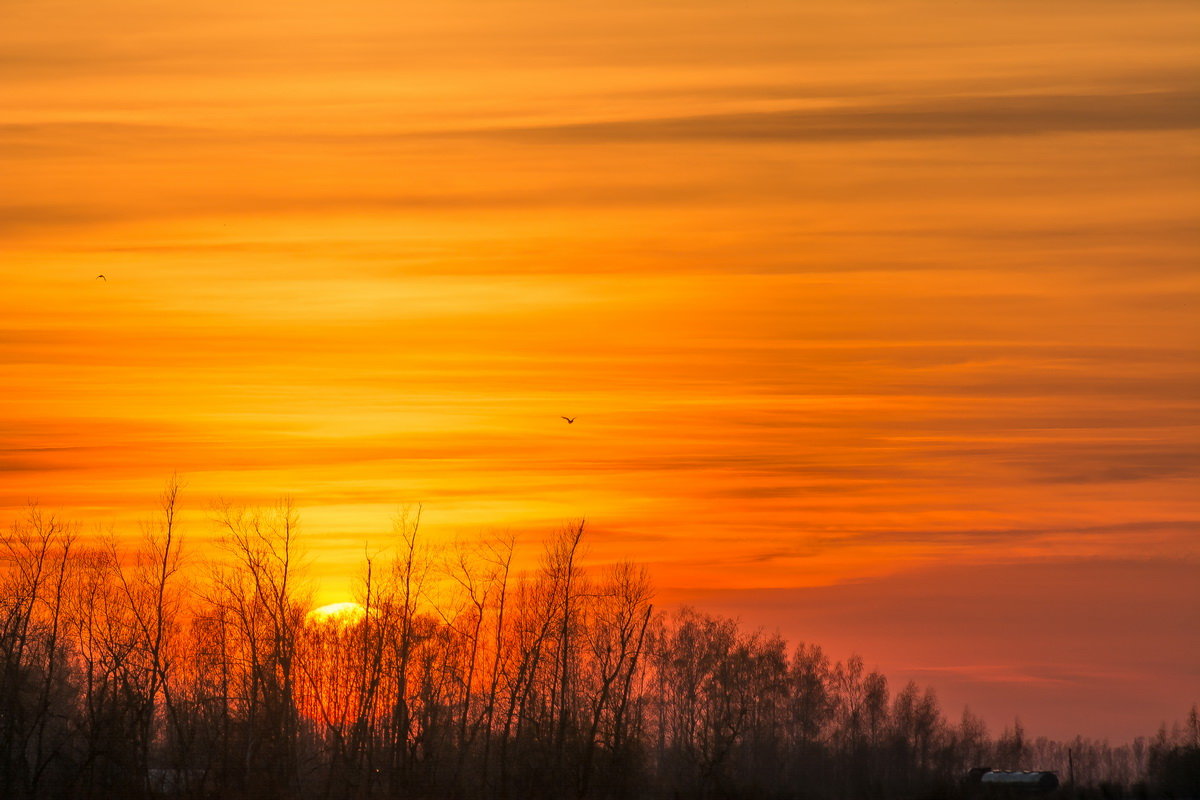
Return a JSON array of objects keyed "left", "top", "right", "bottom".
[{"left": 3, "top": 0, "right": 1198, "bottom": 753}]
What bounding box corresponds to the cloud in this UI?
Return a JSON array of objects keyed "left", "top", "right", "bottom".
[
  {"left": 7, "top": 89, "right": 1198, "bottom": 159},
  {"left": 813, "top": 519, "right": 1200, "bottom": 547},
  {"left": 474, "top": 90, "right": 1200, "bottom": 144}
]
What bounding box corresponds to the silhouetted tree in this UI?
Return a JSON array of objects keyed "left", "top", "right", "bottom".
[{"left": 2, "top": 493, "right": 1192, "bottom": 800}]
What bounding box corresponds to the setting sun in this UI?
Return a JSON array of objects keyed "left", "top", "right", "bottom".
[{"left": 307, "top": 601, "right": 367, "bottom": 624}]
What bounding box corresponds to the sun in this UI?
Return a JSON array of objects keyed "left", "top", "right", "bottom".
[{"left": 306, "top": 601, "right": 366, "bottom": 624}]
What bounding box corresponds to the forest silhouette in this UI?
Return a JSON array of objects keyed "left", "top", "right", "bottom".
[{"left": 2, "top": 481, "right": 1197, "bottom": 800}]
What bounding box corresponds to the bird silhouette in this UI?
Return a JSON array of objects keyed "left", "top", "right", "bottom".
[
  {"left": 561, "top": 416, "right": 576, "bottom": 424},
  {"left": 95, "top": 274, "right": 106, "bottom": 281}
]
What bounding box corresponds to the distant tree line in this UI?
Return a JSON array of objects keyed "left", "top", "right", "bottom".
[{"left": 2, "top": 485, "right": 1197, "bottom": 799}]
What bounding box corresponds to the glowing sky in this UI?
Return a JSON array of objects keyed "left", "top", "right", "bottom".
[{"left": 3, "top": 0, "right": 1198, "bottom": 741}]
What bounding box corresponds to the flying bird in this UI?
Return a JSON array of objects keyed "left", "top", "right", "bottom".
[
  {"left": 561, "top": 416, "right": 576, "bottom": 424},
  {"left": 95, "top": 274, "right": 106, "bottom": 281}
]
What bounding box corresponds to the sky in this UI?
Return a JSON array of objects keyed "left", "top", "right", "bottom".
[{"left": 2, "top": 0, "right": 1198, "bottom": 742}]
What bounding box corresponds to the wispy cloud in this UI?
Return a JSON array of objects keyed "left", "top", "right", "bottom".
[{"left": 471, "top": 90, "right": 1200, "bottom": 143}]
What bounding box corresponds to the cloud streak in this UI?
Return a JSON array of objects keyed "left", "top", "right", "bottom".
[{"left": 472, "top": 90, "right": 1200, "bottom": 143}]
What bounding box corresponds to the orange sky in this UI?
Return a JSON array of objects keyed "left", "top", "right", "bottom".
[{"left": 3, "top": 0, "right": 1198, "bottom": 741}]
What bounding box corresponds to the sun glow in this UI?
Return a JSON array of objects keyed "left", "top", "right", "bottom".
[{"left": 306, "top": 601, "right": 366, "bottom": 624}]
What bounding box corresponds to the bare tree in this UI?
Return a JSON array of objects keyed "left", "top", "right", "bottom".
[
  {"left": 209, "top": 497, "right": 311, "bottom": 799},
  {"left": 1, "top": 494, "right": 1184, "bottom": 800},
  {"left": 0, "top": 505, "right": 77, "bottom": 800}
]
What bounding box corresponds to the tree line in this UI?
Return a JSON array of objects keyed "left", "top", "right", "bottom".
[{"left": 2, "top": 484, "right": 1197, "bottom": 799}]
